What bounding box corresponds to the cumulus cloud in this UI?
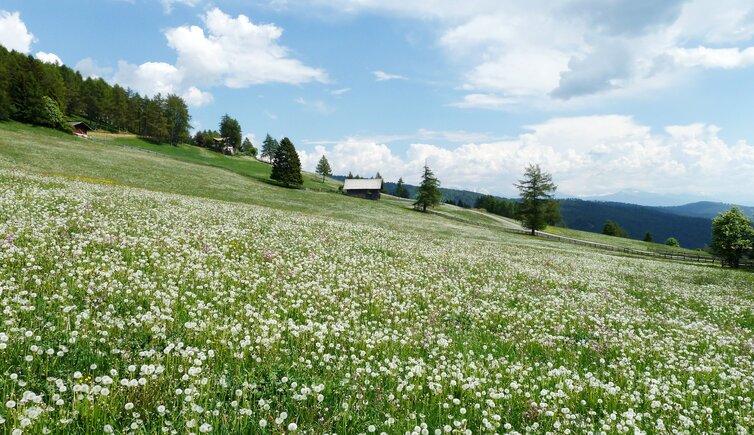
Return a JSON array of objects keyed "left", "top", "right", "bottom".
[
  {"left": 75, "top": 58, "right": 114, "bottom": 79},
  {"left": 113, "top": 61, "right": 183, "bottom": 96},
  {"left": 298, "top": 115, "right": 754, "bottom": 202},
  {"left": 165, "top": 8, "right": 328, "bottom": 87},
  {"left": 670, "top": 46, "right": 754, "bottom": 69},
  {"left": 35, "top": 51, "right": 63, "bottom": 66},
  {"left": 285, "top": 0, "right": 754, "bottom": 107},
  {"left": 373, "top": 70, "right": 406, "bottom": 81},
  {"left": 0, "top": 10, "right": 34, "bottom": 53},
  {"left": 182, "top": 86, "right": 214, "bottom": 107}
]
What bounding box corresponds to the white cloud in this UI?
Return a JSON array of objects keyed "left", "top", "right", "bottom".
[
  {"left": 161, "top": 0, "right": 201, "bottom": 14},
  {"left": 331, "top": 87, "right": 351, "bottom": 95},
  {"left": 284, "top": 0, "right": 754, "bottom": 107},
  {"left": 373, "top": 70, "right": 407, "bottom": 81},
  {"left": 670, "top": 46, "right": 754, "bottom": 69},
  {"left": 298, "top": 115, "right": 754, "bottom": 202},
  {"left": 165, "top": 8, "right": 328, "bottom": 87},
  {"left": 113, "top": 61, "right": 183, "bottom": 96},
  {"left": 35, "top": 51, "right": 62, "bottom": 66},
  {"left": 0, "top": 10, "right": 34, "bottom": 53},
  {"left": 449, "top": 93, "right": 515, "bottom": 110},
  {"left": 74, "top": 58, "right": 114, "bottom": 79},
  {"left": 182, "top": 86, "right": 214, "bottom": 107},
  {"left": 295, "top": 97, "right": 331, "bottom": 114}
]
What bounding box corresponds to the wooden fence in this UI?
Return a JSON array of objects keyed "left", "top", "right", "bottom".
[{"left": 428, "top": 209, "right": 754, "bottom": 269}]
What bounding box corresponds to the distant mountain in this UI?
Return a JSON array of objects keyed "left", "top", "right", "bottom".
[
  {"left": 559, "top": 199, "right": 712, "bottom": 249},
  {"left": 576, "top": 190, "right": 711, "bottom": 207},
  {"left": 658, "top": 201, "right": 754, "bottom": 219}
]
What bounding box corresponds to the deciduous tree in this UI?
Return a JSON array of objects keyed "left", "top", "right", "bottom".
[{"left": 711, "top": 207, "right": 754, "bottom": 268}]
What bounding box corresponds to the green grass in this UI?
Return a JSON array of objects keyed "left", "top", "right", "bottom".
[
  {"left": 97, "top": 133, "right": 343, "bottom": 192},
  {"left": 3, "top": 121, "right": 754, "bottom": 434},
  {"left": 544, "top": 225, "right": 714, "bottom": 257}
]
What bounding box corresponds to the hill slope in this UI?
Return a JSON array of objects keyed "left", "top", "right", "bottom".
[{"left": 3, "top": 122, "right": 754, "bottom": 433}]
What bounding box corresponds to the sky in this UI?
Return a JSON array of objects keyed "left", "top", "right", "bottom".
[{"left": 2, "top": 0, "right": 754, "bottom": 204}]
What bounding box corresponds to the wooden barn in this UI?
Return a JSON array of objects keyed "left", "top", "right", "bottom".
[
  {"left": 343, "top": 178, "right": 383, "bottom": 200},
  {"left": 68, "top": 121, "right": 94, "bottom": 138}
]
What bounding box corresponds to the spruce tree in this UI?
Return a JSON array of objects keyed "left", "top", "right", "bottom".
[
  {"left": 514, "top": 164, "right": 558, "bottom": 236},
  {"left": 394, "top": 177, "right": 409, "bottom": 198},
  {"left": 261, "top": 134, "right": 279, "bottom": 163},
  {"left": 315, "top": 155, "right": 332, "bottom": 182},
  {"left": 271, "top": 137, "right": 303, "bottom": 186},
  {"left": 643, "top": 232, "right": 653, "bottom": 242},
  {"left": 414, "top": 164, "right": 441, "bottom": 212}
]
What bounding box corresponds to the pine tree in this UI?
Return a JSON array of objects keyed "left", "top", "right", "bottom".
[
  {"left": 315, "top": 155, "right": 332, "bottom": 182},
  {"left": 514, "top": 164, "right": 558, "bottom": 236},
  {"left": 219, "top": 114, "right": 242, "bottom": 150},
  {"left": 414, "top": 164, "right": 441, "bottom": 212},
  {"left": 394, "top": 177, "right": 409, "bottom": 198},
  {"left": 643, "top": 232, "right": 653, "bottom": 242},
  {"left": 260, "top": 134, "right": 279, "bottom": 163},
  {"left": 165, "top": 94, "right": 191, "bottom": 145},
  {"left": 241, "top": 137, "right": 257, "bottom": 157},
  {"left": 271, "top": 137, "right": 303, "bottom": 186}
]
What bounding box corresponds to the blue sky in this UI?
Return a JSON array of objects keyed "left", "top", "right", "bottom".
[{"left": 2, "top": 0, "right": 754, "bottom": 204}]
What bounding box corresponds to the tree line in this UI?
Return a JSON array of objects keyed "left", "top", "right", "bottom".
[{"left": 0, "top": 45, "right": 191, "bottom": 144}]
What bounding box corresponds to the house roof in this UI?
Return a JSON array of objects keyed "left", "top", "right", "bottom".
[
  {"left": 68, "top": 121, "right": 94, "bottom": 130},
  {"left": 343, "top": 178, "right": 383, "bottom": 191}
]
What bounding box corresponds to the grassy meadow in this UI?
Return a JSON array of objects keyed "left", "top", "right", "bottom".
[{"left": 2, "top": 123, "right": 754, "bottom": 434}]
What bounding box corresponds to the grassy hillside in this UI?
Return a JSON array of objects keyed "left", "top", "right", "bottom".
[
  {"left": 2, "top": 122, "right": 754, "bottom": 433},
  {"left": 93, "top": 132, "right": 342, "bottom": 192}
]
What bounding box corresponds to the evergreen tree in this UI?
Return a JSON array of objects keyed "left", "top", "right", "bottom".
[
  {"left": 394, "top": 177, "right": 410, "bottom": 198},
  {"left": 414, "top": 164, "right": 441, "bottom": 212},
  {"left": 643, "top": 232, "right": 653, "bottom": 242},
  {"left": 241, "top": 137, "right": 257, "bottom": 157},
  {"left": 347, "top": 171, "right": 354, "bottom": 179},
  {"left": 514, "top": 164, "right": 558, "bottom": 236},
  {"left": 602, "top": 220, "right": 628, "bottom": 238},
  {"left": 315, "top": 155, "right": 332, "bottom": 182},
  {"left": 271, "top": 137, "right": 303, "bottom": 186},
  {"left": 164, "top": 94, "right": 191, "bottom": 145},
  {"left": 260, "top": 134, "right": 279, "bottom": 162},
  {"left": 711, "top": 208, "right": 754, "bottom": 268}
]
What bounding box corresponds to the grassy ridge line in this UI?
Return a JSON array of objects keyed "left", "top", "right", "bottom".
[
  {"left": 0, "top": 122, "right": 526, "bottom": 244},
  {"left": 94, "top": 133, "right": 343, "bottom": 192}
]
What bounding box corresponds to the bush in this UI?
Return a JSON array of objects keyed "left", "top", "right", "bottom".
[{"left": 665, "top": 237, "right": 680, "bottom": 247}]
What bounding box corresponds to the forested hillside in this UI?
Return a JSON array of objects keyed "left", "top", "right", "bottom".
[{"left": 0, "top": 44, "right": 191, "bottom": 144}]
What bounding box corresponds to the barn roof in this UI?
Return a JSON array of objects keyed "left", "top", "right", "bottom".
[
  {"left": 343, "top": 178, "right": 383, "bottom": 191},
  {"left": 68, "top": 121, "right": 94, "bottom": 131}
]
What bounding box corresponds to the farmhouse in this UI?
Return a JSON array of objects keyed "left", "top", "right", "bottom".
[
  {"left": 68, "top": 121, "right": 94, "bottom": 138},
  {"left": 213, "top": 137, "right": 236, "bottom": 155},
  {"left": 343, "top": 178, "right": 383, "bottom": 200}
]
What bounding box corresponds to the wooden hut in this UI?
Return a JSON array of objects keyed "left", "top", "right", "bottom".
[
  {"left": 68, "top": 121, "right": 94, "bottom": 138},
  {"left": 343, "top": 178, "right": 383, "bottom": 200}
]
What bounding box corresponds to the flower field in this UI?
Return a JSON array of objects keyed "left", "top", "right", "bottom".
[{"left": 2, "top": 169, "right": 754, "bottom": 434}]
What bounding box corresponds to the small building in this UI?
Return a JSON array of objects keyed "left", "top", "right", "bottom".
[
  {"left": 343, "top": 178, "right": 383, "bottom": 200},
  {"left": 68, "top": 121, "right": 94, "bottom": 138},
  {"left": 213, "top": 137, "right": 236, "bottom": 155}
]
